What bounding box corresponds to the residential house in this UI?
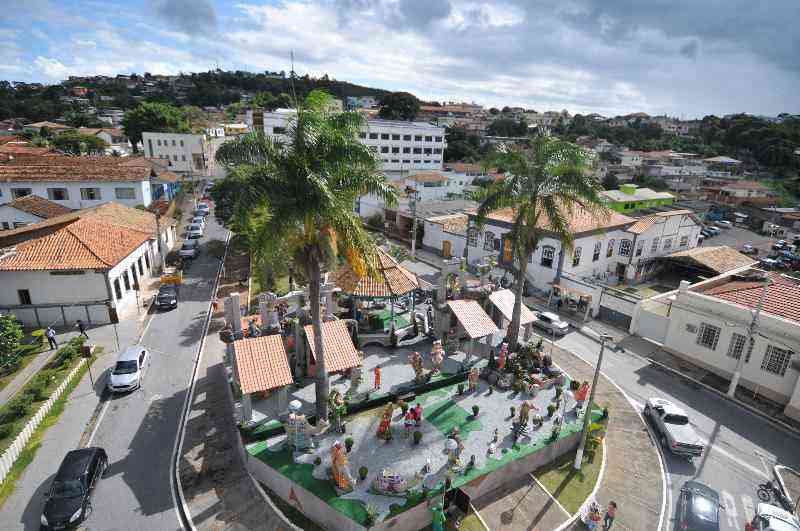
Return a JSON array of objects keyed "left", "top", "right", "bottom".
[
  {"left": 423, "top": 214, "right": 469, "bottom": 258},
  {"left": 708, "top": 181, "right": 775, "bottom": 206},
  {"left": 141, "top": 132, "right": 208, "bottom": 175},
  {"left": 22, "top": 121, "right": 74, "bottom": 136},
  {"left": 0, "top": 195, "right": 71, "bottom": 230},
  {"left": 601, "top": 184, "right": 675, "bottom": 213},
  {"left": 76, "top": 127, "right": 128, "bottom": 148}
]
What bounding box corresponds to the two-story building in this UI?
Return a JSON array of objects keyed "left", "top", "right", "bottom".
[
  {"left": 601, "top": 184, "right": 675, "bottom": 214},
  {"left": 141, "top": 132, "right": 208, "bottom": 175}
]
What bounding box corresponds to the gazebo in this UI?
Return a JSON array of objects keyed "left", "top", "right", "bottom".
[
  {"left": 446, "top": 299, "right": 500, "bottom": 357},
  {"left": 331, "top": 247, "right": 421, "bottom": 332},
  {"left": 232, "top": 334, "right": 294, "bottom": 424},
  {"left": 488, "top": 288, "right": 536, "bottom": 340}
]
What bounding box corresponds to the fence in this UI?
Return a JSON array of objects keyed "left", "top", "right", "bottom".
[
  {"left": 0, "top": 358, "right": 86, "bottom": 484},
  {"left": 0, "top": 301, "right": 111, "bottom": 330}
]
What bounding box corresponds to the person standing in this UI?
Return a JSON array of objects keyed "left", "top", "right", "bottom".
[
  {"left": 372, "top": 365, "right": 381, "bottom": 390},
  {"left": 604, "top": 501, "right": 617, "bottom": 530},
  {"left": 46, "top": 326, "right": 58, "bottom": 350},
  {"left": 76, "top": 319, "right": 89, "bottom": 339}
]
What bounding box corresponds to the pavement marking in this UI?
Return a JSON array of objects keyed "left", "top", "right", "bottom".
[
  {"left": 742, "top": 494, "right": 755, "bottom": 522},
  {"left": 721, "top": 490, "right": 739, "bottom": 529},
  {"left": 695, "top": 439, "right": 771, "bottom": 480},
  {"left": 87, "top": 398, "right": 111, "bottom": 447},
  {"left": 529, "top": 473, "right": 571, "bottom": 517}
]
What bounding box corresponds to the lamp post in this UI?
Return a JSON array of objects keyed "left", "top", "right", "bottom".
[
  {"left": 574, "top": 332, "right": 613, "bottom": 470},
  {"left": 728, "top": 276, "right": 771, "bottom": 398},
  {"left": 406, "top": 186, "right": 420, "bottom": 258}
]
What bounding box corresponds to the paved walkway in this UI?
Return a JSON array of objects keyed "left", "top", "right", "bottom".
[
  {"left": 0, "top": 347, "right": 55, "bottom": 407},
  {"left": 473, "top": 474, "right": 571, "bottom": 531}
]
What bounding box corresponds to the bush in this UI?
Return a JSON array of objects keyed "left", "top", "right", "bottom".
[
  {"left": 547, "top": 404, "right": 556, "bottom": 418},
  {"left": 345, "top": 437, "right": 354, "bottom": 452},
  {"left": 0, "top": 423, "right": 12, "bottom": 440},
  {"left": 510, "top": 406, "right": 516, "bottom": 418},
  {"left": 457, "top": 383, "right": 464, "bottom": 395},
  {"left": 6, "top": 394, "right": 33, "bottom": 420},
  {"left": 313, "top": 456, "right": 322, "bottom": 466},
  {"left": 365, "top": 213, "right": 384, "bottom": 229},
  {"left": 359, "top": 466, "right": 369, "bottom": 481},
  {"left": 602, "top": 407, "right": 609, "bottom": 420},
  {"left": 570, "top": 380, "right": 580, "bottom": 391},
  {"left": 398, "top": 400, "right": 409, "bottom": 415},
  {"left": 413, "top": 430, "right": 422, "bottom": 445},
  {"left": 472, "top": 405, "right": 480, "bottom": 417},
  {"left": 24, "top": 376, "right": 49, "bottom": 401}
]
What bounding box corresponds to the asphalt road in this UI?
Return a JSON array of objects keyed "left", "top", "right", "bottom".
[
  {"left": 554, "top": 330, "right": 800, "bottom": 531},
  {"left": 79, "top": 214, "right": 226, "bottom": 531}
]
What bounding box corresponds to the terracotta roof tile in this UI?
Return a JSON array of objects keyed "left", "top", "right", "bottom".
[
  {"left": 447, "top": 299, "right": 500, "bottom": 339},
  {"left": 408, "top": 172, "right": 448, "bottom": 183},
  {"left": 303, "top": 320, "right": 362, "bottom": 373},
  {"left": 5, "top": 194, "right": 72, "bottom": 219},
  {"left": 666, "top": 246, "right": 757, "bottom": 274},
  {"left": 427, "top": 214, "right": 468, "bottom": 236},
  {"left": 0, "top": 145, "right": 54, "bottom": 156},
  {"left": 627, "top": 216, "right": 658, "bottom": 235},
  {"left": 0, "top": 155, "right": 153, "bottom": 182},
  {"left": 698, "top": 272, "right": 800, "bottom": 324},
  {"left": 233, "top": 335, "right": 293, "bottom": 394},
  {"left": 331, "top": 248, "right": 419, "bottom": 298},
  {"left": 488, "top": 289, "right": 536, "bottom": 325},
  {"left": 481, "top": 203, "right": 634, "bottom": 235}
]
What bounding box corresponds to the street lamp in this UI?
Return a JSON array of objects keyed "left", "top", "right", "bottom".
[{"left": 573, "top": 332, "right": 613, "bottom": 470}]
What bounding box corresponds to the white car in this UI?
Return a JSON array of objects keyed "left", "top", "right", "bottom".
[
  {"left": 196, "top": 202, "right": 210, "bottom": 214},
  {"left": 747, "top": 503, "right": 800, "bottom": 530},
  {"left": 717, "top": 220, "right": 733, "bottom": 228},
  {"left": 108, "top": 346, "right": 150, "bottom": 393},
  {"left": 190, "top": 216, "right": 205, "bottom": 227},
  {"left": 533, "top": 311, "right": 570, "bottom": 336},
  {"left": 186, "top": 224, "right": 204, "bottom": 239},
  {"left": 178, "top": 240, "right": 198, "bottom": 259}
]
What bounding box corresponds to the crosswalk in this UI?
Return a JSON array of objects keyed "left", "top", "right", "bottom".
[{"left": 719, "top": 489, "right": 757, "bottom": 529}]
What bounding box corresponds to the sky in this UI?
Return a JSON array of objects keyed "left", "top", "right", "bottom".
[{"left": 1, "top": 0, "right": 798, "bottom": 118}]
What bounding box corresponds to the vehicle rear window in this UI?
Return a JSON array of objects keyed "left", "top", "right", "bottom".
[
  {"left": 664, "top": 414, "right": 689, "bottom": 425},
  {"left": 113, "top": 360, "right": 138, "bottom": 374},
  {"left": 690, "top": 494, "right": 718, "bottom": 523},
  {"left": 181, "top": 243, "right": 194, "bottom": 250}
]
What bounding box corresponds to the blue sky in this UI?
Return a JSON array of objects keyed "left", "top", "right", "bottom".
[{"left": 1, "top": 0, "right": 798, "bottom": 118}]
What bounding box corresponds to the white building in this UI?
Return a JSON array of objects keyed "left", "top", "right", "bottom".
[
  {"left": 142, "top": 132, "right": 207, "bottom": 175},
  {"left": 0, "top": 194, "right": 71, "bottom": 230},
  {"left": 423, "top": 214, "right": 469, "bottom": 259},
  {"left": 653, "top": 271, "right": 800, "bottom": 421}
]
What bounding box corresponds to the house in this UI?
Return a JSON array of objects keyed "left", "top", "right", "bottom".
[
  {"left": 0, "top": 202, "right": 177, "bottom": 327},
  {"left": 423, "top": 214, "right": 468, "bottom": 258},
  {"left": 0, "top": 195, "right": 72, "bottom": 230},
  {"left": 601, "top": 184, "right": 675, "bottom": 214},
  {"left": 708, "top": 181, "right": 775, "bottom": 206},
  {"left": 141, "top": 132, "right": 208, "bottom": 175},
  {"left": 76, "top": 127, "right": 128, "bottom": 148},
  {"left": 22, "top": 121, "right": 74, "bottom": 136},
  {"left": 655, "top": 271, "right": 800, "bottom": 422},
  {"left": 0, "top": 155, "right": 179, "bottom": 209}
]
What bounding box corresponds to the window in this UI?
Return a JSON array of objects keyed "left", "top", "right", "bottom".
[
  {"left": 541, "top": 246, "right": 555, "bottom": 268},
  {"left": 179, "top": 140, "right": 184, "bottom": 147},
  {"left": 593, "top": 241, "right": 601, "bottom": 261},
  {"left": 403, "top": 159, "right": 411, "bottom": 163},
  {"left": 157, "top": 139, "right": 162, "bottom": 146},
  {"left": 403, "top": 147, "right": 411, "bottom": 154},
  {"left": 435, "top": 136, "right": 443, "bottom": 142},
  {"left": 607, "top": 238, "right": 615, "bottom": 258},
  {"left": 80, "top": 188, "right": 101, "bottom": 200},
  {"left": 651, "top": 237, "right": 660, "bottom": 253},
  {"left": 467, "top": 228, "right": 479, "bottom": 247},
  {"left": 380, "top": 133, "right": 389, "bottom": 140},
  {"left": 483, "top": 231, "right": 495, "bottom": 251},
  {"left": 391, "top": 147, "right": 399, "bottom": 154},
  {"left": 115, "top": 187, "right": 136, "bottom": 200},
  {"left": 391, "top": 159, "right": 399, "bottom": 163},
  {"left": 413, "top": 147, "right": 422, "bottom": 154},
  {"left": 359, "top": 132, "right": 366, "bottom": 139},
  {"left": 635, "top": 240, "right": 644, "bottom": 257},
  {"left": 414, "top": 135, "right": 423, "bottom": 141},
  {"left": 425, "top": 136, "right": 433, "bottom": 141},
  {"left": 572, "top": 246, "right": 582, "bottom": 267},
  {"left": 369, "top": 132, "right": 378, "bottom": 139},
  {"left": 171, "top": 139, "right": 176, "bottom": 146},
  {"left": 424, "top": 148, "right": 432, "bottom": 155},
  {"left": 619, "top": 239, "right": 632, "bottom": 256},
  {"left": 679, "top": 235, "right": 689, "bottom": 247},
  {"left": 696, "top": 323, "right": 721, "bottom": 350},
  {"left": 11, "top": 188, "right": 31, "bottom": 199},
  {"left": 663, "top": 238, "right": 673, "bottom": 251},
  {"left": 380, "top": 146, "right": 389, "bottom": 153},
  {"left": 403, "top": 134, "right": 412, "bottom": 141},
  {"left": 391, "top": 134, "right": 400, "bottom": 140},
  {"left": 144, "top": 252, "right": 150, "bottom": 269},
  {"left": 1, "top": 222, "right": 8, "bottom": 230},
  {"left": 369, "top": 146, "right": 378, "bottom": 153},
  {"left": 172, "top": 155, "right": 178, "bottom": 161},
  {"left": 181, "top": 155, "right": 186, "bottom": 162},
  {"left": 433, "top": 148, "right": 442, "bottom": 154},
  {"left": 114, "top": 278, "right": 122, "bottom": 300},
  {"left": 47, "top": 188, "right": 69, "bottom": 201},
  {"left": 413, "top": 160, "right": 421, "bottom": 164},
  {"left": 761, "top": 345, "right": 793, "bottom": 376},
  {"left": 726, "top": 333, "right": 747, "bottom": 360},
  {"left": 123, "top": 271, "right": 130, "bottom": 291},
  {"left": 138, "top": 257, "right": 144, "bottom": 275},
  {"left": 17, "top": 289, "right": 31, "bottom": 305}
]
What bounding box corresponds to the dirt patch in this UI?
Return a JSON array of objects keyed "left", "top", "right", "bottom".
[{"left": 215, "top": 236, "right": 251, "bottom": 310}]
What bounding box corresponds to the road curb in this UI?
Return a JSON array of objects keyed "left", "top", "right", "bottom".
[
  {"left": 644, "top": 355, "right": 800, "bottom": 441},
  {"left": 551, "top": 439, "right": 608, "bottom": 531}
]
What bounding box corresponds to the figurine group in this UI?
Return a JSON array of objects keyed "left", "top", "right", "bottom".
[
  {"left": 377, "top": 402, "right": 424, "bottom": 441},
  {"left": 403, "top": 403, "right": 424, "bottom": 437},
  {"left": 408, "top": 340, "right": 446, "bottom": 384}
]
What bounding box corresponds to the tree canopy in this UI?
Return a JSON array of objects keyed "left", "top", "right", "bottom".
[
  {"left": 487, "top": 117, "right": 528, "bottom": 137},
  {"left": 377, "top": 91, "right": 420, "bottom": 121},
  {"left": 52, "top": 132, "right": 107, "bottom": 155},
  {"left": 122, "top": 102, "right": 190, "bottom": 152}
]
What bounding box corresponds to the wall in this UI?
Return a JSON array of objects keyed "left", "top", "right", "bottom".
[
  {"left": 0, "top": 180, "right": 151, "bottom": 209},
  {"left": 0, "top": 206, "right": 42, "bottom": 230},
  {"left": 422, "top": 221, "right": 466, "bottom": 258},
  {"left": 142, "top": 132, "right": 206, "bottom": 174}
]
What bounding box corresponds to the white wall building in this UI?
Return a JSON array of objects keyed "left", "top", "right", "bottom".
[
  {"left": 423, "top": 214, "right": 468, "bottom": 259},
  {"left": 0, "top": 194, "right": 72, "bottom": 230},
  {"left": 142, "top": 132, "right": 207, "bottom": 175}
]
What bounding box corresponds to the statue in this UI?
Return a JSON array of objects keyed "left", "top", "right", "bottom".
[
  {"left": 345, "top": 366, "right": 362, "bottom": 399},
  {"left": 575, "top": 381, "right": 590, "bottom": 411},
  {"left": 404, "top": 409, "right": 416, "bottom": 438},
  {"left": 409, "top": 351, "right": 425, "bottom": 383},
  {"left": 468, "top": 367, "right": 479, "bottom": 392},
  {"left": 285, "top": 400, "right": 314, "bottom": 452},
  {"left": 430, "top": 340, "right": 445, "bottom": 374},
  {"left": 519, "top": 401, "right": 538, "bottom": 427},
  {"left": 329, "top": 440, "right": 354, "bottom": 493},
  {"left": 413, "top": 402, "right": 423, "bottom": 426},
  {"left": 498, "top": 342, "right": 509, "bottom": 371},
  {"left": 446, "top": 428, "right": 465, "bottom": 470},
  {"left": 371, "top": 468, "right": 424, "bottom": 497},
  {"left": 377, "top": 403, "right": 394, "bottom": 440},
  {"left": 328, "top": 390, "right": 347, "bottom": 434},
  {"left": 372, "top": 365, "right": 382, "bottom": 390}
]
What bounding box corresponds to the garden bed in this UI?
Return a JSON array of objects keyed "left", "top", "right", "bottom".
[{"left": 0, "top": 342, "right": 45, "bottom": 394}]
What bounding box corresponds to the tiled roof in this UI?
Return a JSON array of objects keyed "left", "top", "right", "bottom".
[
  {"left": 5, "top": 194, "right": 72, "bottom": 219},
  {"left": 481, "top": 203, "right": 635, "bottom": 235},
  {"left": 233, "top": 335, "right": 293, "bottom": 394},
  {"left": 721, "top": 180, "right": 771, "bottom": 191},
  {"left": 626, "top": 216, "right": 658, "bottom": 235},
  {"left": 704, "top": 156, "right": 741, "bottom": 164},
  {"left": 697, "top": 272, "right": 800, "bottom": 324},
  {"left": 25, "top": 121, "right": 72, "bottom": 129},
  {"left": 408, "top": 172, "right": 448, "bottom": 183},
  {"left": 488, "top": 289, "right": 536, "bottom": 325},
  {"left": 665, "top": 246, "right": 757, "bottom": 274},
  {"left": 447, "top": 299, "right": 500, "bottom": 339},
  {"left": 303, "top": 320, "right": 362, "bottom": 373},
  {"left": 0, "top": 144, "right": 54, "bottom": 156},
  {"left": 0, "top": 155, "right": 154, "bottom": 182},
  {"left": 331, "top": 247, "right": 419, "bottom": 298},
  {"left": 427, "top": 214, "right": 468, "bottom": 236},
  {"left": 0, "top": 217, "right": 150, "bottom": 271}
]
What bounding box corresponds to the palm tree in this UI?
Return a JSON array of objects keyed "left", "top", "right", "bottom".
[
  {"left": 475, "top": 137, "right": 607, "bottom": 347},
  {"left": 216, "top": 91, "right": 397, "bottom": 421}
]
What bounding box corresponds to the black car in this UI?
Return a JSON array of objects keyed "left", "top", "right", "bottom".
[
  {"left": 674, "top": 480, "right": 721, "bottom": 531},
  {"left": 156, "top": 285, "right": 179, "bottom": 310},
  {"left": 41, "top": 447, "right": 107, "bottom": 529}
]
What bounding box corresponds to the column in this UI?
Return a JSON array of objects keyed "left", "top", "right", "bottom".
[
  {"left": 259, "top": 292, "right": 280, "bottom": 334},
  {"left": 225, "top": 292, "right": 243, "bottom": 334},
  {"left": 321, "top": 282, "right": 336, "bottom": 321},
  {"left": 241, "top": 393, "right": 253, "bottom": 423}
]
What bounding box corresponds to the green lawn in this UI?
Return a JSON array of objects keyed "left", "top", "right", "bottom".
[
  {"left": 532, "top": 440, "right": 604, "bottom": 514},
  {"left": 0, "top": 342, "right": 45, "bottom": 394},
  {"left": 424, "top": 399, "right": 483, "bottom": 440}
]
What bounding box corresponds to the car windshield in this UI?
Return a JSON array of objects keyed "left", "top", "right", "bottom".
[
  {"left": 113, "top": 360, "right": 138, "bottom": 374},
  {"left": 664, "top": 414, "right": 689, "bottom": 425},
  {"left": 691, "top": 493, "right": 719, "bottom": 523},
  {"left": 159, "top": 289, "right": 176, "bottom": 297},
  {"left": 51, "top": 479, "right": 83, "bottom": 498},
  {"left": 181, "top": 244, "right": 194, "bottom": 250}
]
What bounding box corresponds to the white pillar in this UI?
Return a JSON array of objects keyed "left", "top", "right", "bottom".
[
  {"left": 260, "top": 292, "right": 280, "bottom": 334},
  {"left": 225, "top": 292, "right": 243, "bottom": 334},
  {"left": 241, "top": 393, "right": 253, "bottom": 423},
  {"left": 321, "top": 282, "right": 336, "bottom": 321}
]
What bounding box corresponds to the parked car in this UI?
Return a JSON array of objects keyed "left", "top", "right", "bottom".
[
  {"left": 772, "top": 240, "right": 789, "bottom": 251},
  {"left": 156, "top": 285, "right": 179, "bottom": 310},
  {"left": 741, "top": 243, "right": 757, "bottom": 255},
  {"left": 707, "top": 226, "right": 721, "bottom": 235},
  {"left": 760, "top": 258, "right": 781, "bottom": 270},
  {"left": 186, "top": 224, "right": 204, "bottom": 239},
  {"left": 674, "top": 480, "right": 721, "bottom": 531},
  {"left": 178, "top": 240, "right": 198, "bottom": 259},
  {"left": 717, "top": 220, "right": 733, "bottom": 228},
  {"left": 196, "top": 202, "right": 210, "bottom": 213},
  {"left": 108, "top": 346, "right": 151, "bottom": 393},
  {"left": 746, "top": 503, "right": 800, "bottom": 531},
  {"left": 194, "top": 207, "right": 209, "bottom": 218},
  {"left": 532, "top": 311, "right": 570, "bottom": 336},
  {"left": 701, "top": 229, "right": 713, "bottom": 238},
  {"left": 41, "top": 447, "right": 107, "bottom": 530},
  {"left": 643, "top": 397, "right": 704, "bottom": 457},
  {"left": 190, "top": 216, "right": 206, "bottom": 227}
]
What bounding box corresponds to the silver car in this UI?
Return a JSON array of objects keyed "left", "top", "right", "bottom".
[
  {"left": 533, "top": 311, "right": 570, "bottom": 336},
  {"left": 186, "top": 224, "right": 204, "bottom": 239},
  {"left": 178, "top": 240, "right": 198, "bottom": 259},
  {"left": 108, "top": 346, "right": 150, "bottom": 393}
]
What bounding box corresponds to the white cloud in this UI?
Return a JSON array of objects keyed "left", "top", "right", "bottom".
[{"left": 33, "top": 56, "right": 69, "bottom": 79}]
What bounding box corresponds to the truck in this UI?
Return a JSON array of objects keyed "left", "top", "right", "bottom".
[{"left": 644, "top": 397, "right": 705, "bottom": 458}]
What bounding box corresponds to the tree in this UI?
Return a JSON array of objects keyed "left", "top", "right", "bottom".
[
  {"left": 476, "top": 137, "right": 606, "bottom": 346},
  {"left": 122, "top": 102, "right": 189, "bottom": 153},
  {"left": 63, "top": 109, "right": 104, "bottom": 128},
  {"left": 601, "top": 173, "right": 620, "bottom": 190},
  {"left": 377, "top": 91, "right": 420, "bottom": 121},
  {"left": 444, "top": 126, "right": 482, "bottom": 162},
  {"left": 0, "top": 314, "right": 23, "bottom": 368},
  {"left": 252, "top": 92, "right": 291, "bottom": 111},
  {"left": 53, "top": 133, "right": 107, "bottom": 155},
  {"left": 487, "top": 118, "right": 528, "bottom": 137},
  {"left": 215, "top": 90, "right": 397, "bottom": 421}
]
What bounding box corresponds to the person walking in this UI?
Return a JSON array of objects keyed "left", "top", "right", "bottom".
[
  {"left": 603, "top": 501, "right": 617, "bottom": 530},
  {"left": 76, "top": 320, "right": 89, "bottom": 339},
  {"left": 46, "top": 326, "right": 58, "bottom": 350}
]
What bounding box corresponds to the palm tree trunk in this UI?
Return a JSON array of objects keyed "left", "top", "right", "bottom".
[
  {"left": 307, "top": 259, "right": 329, "bottom": 422},
  {"left": 507, "top": 259, "right": 528, "bottom": 347}
]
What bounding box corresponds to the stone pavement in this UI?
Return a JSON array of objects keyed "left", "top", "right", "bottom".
[{"left": 472, "top": 473, "right": 571, "bottom": 531}]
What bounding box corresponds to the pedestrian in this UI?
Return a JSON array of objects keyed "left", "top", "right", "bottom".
[
  {"left": 46, "top": 326, "right": 58, "bottom": 350},
  {"left": 604, "top": 501, "right": 617, "bottom": 530},
  {"left": 76, "top": 319, "right": 89, "bottom": 339},
  {"left": 373, "top": 365, "right": 381, "bottom": 390}
]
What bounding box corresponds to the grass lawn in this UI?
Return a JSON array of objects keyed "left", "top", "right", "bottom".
[
  {"left": 459, "top": 513, "right": 488, "bottom": 531},
  {"left": 532, "top": 440, "right": 604, "bottom": 514},
  {"left": 0, "top": 342, "right": 45, "bottom": 394}
]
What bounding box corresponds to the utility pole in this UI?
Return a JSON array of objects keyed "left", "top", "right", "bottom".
[
  {"left": 574, "top": 332, "right": 613, "bottom": 470},
  {"left": 149, "top": 172, "right": 166, "bottom": 272},
  {"left": 406, "top": 185, "right": 419, "bottom": 258},
  {"left": 728, "top": 276, "right": 771, "bottom": 397}
]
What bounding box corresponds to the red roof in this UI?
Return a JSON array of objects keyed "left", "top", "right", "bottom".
[
  {"left": 447, "top": 299, "right": 499, "bottom": 339},
  {"left": 488, "top": 289, "right": 536, "bottom": 325},
  {"left": 697, "top": 272, "right": 800, "bottom": 324},
  {"left": 481, "top": 204, "right": 634, "bottom": 235},
  {"left": 331, "top": 247, "right": 419, "bottom": 298},
  {"left": 303, "top": 320, "right": 362, "bottom": 373},
  {"left": 5, "top": 194, "right": 72, "bottom": 219},
  {"left": 233, "top": 335, "right": 293, "bottom": 394}
]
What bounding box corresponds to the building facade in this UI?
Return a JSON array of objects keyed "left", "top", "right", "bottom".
[
  {"left": 601, "top": 184, "right": 675, "bottom": 213},
  {"left": 142, "top": 132, "right": 207, "bottom": 175}
]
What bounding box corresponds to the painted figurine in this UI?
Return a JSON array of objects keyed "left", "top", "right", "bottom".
[
  {"left": 404, "top": 409, "right": 416, "bottom": 438},
  {"left": 430, "top": 340, "right": 445, "bottom": 373},
  {"left": 468, "top": 367, "right": 479, "bottom": 392},
  {"left": 329, "top": 440, "right": 354, "bottom": 492},
  {"left": 498, "top": 342, "right": 509, "bottom": 371},
  {"left": 519, "top": 401, "right": 539, "bottom": 427},
  {"left": 409, "top": 351, "right": 424, "bottom": 382},
  {"left": 413, "top": 403, "right": 423, "bottom": 426},
  {"left": 376, "top": 403, "right": 394, "bottom": 440},
  {"left": 575, "top": 381, "right": 590, "bottom": 410},
  {"left": 373, "top": 365, "right": 382, "bottom": 390}
]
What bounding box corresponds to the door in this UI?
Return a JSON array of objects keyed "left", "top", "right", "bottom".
[
  {"left": 502, "top": 237, "right": 514, "bottom": 264},
  {"left": 442, "top": 240, "right": 452, "bottom": 258}
]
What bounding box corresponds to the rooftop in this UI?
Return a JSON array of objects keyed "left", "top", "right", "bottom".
[
  {"left": 407, "top": 172, "right": 448, "bottom": 184},
  {"left": 24, "top": 121, "right": 72, "bottom": 129},
  {"left": 696, "top": 271, "right": 800, "bottom": 324},
  {"left": 233, "top": 335, "right": 294, "bottom": 394},
  {"left": 0, "top": 155, "right": 175, "bottom": 183},
  {"left": 447, "top": 299, "right": 500, "bottom": 339},
  {"left": 3, "top": 194, "right": 72, "bottom": 219},
  {"left": 303, "top": 320, "right": 362, "bottom": 373},
  {"left": 331, "top": 248, "right": 419, "bottom": 298},
  {"left": 488, "top": 289, "right": 536, "bottom": 325},
  {"left": 601, "top": 186, "right": 675, "bottom": 203},
  {"left": 664, "top": 246, "right": 758, "bottom": 275},
  {"left": 478, "top": 203, "right": 635, "bottom": 235},
  {"left": 626, "top": 210, "right": 699, "bottom": 235},
  {"left": 703, "top": 156, "right": 742, "bottom": 164},
  {"left": 426, "top": 213, "right": 468, "bottom": 236},
  {"left": 721, "top": 180, "right": 772, "bottom": 191}
]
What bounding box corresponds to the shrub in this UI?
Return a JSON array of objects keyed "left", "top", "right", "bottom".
[
  {"left": 602, "top": 407, "right": 609, "bottom": 420},
  {"left": 313, "top": 456, "right": 322, "bottom": 466},
  {"left": 413, "top": 430, "right": 422, "bottom": 445},
  {"left": 547, "top": 404, "right": 556, "bottom": 418},
  {"left": 359, "top": 466, "right": 369, "bottom": 481},
  {"left": 510, "top": 406, "right": 516, "bottom": 418},
  {"left": 24, "top": 376, "right": 49, "bottom": 401},
  {"left": 345, "top": 437, "right": 354, "bottom": 452},
  {"left": 398, "top": 400, "right": 409, "bottom": 415},
  {"left": 472, "top": 405, "right": 480, "bottom": 417},
  {"left": 7, "top": 394, "right": 33, "bottom": 420},
  {"left": 457, "top": 383, "right": 464, "bottom": 395},
  {"left": 366, "top": 213, "right": 384, "bottom": 229},
  {"left": 570, "top": 380, "right": 580, "bottom": 391},
  {"left": 0, "top": 423, "right": 12, "bottom": 440}
]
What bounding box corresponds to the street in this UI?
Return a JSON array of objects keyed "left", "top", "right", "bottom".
[
  {"left": 555, "top": 330, "right": 800, "bottom": 531},
  {"left": 0, "top": 209, "right": 226, "bottom": 530}
]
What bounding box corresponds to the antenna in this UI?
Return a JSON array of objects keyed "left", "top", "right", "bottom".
[{"left": 289, "top": 50, "right": 298, "bottom": 108}]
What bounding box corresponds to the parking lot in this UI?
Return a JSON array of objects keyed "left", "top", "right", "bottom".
[{"left": 703, "top": 224, "right": 793, "bottom": 256}]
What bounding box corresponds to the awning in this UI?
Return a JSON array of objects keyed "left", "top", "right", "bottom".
[
  {"left": 304, "top": 320, "right": 362, "bottom": 373},
  {"left": 488, "top": 289, "right": 536, "bottom": 325},
  {"left": 233, "top": 335, "right": 293, "bottom": 394},
  {"left": 447, "top": 300, "right": 500, "bottom": 339}
]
